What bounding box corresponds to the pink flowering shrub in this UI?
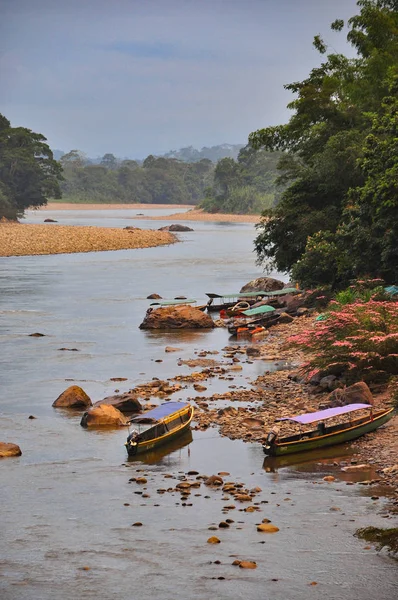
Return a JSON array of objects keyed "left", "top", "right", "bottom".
[{"left": 289, "top": 300, "right": 398, "bottom": 379}]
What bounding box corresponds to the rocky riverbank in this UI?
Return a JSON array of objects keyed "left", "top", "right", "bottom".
[{"left": 0, "top": 221, "right": 176, "bottom": 257}]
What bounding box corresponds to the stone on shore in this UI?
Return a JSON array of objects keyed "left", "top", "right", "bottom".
[
  {"left": 93, "top": 392, "right": 142, "bottom": 414},
  {"left": 0, "top": 442, "right": 22, "bottom": 457},
  {"left": 240, "top": 277, "right": 284, "bottom": 293},
  {"left": 80, "top": 404, "right": 128, "bottom": 428},
  {"left": 139, "top": 305, "right": 214, "bottom": 330},
  {"left": 328, "top": 381, "right": 374, "bottom": 407},
  {"left": 52, "top": 385, "right": 92, "bottom": 409}
]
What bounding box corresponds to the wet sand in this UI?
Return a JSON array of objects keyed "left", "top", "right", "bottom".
[{"left": 0, "top": 222, "right": 176, "bottom": 257}]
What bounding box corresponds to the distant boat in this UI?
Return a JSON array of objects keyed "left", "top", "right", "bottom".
[
  {"left": 149, "top": 299, "right": 207, "bottom": 311},
  {"left": 263, "top": 403, "right": 395, "bottom": 457},
  {"left": 125, "top": 402, "right": 194, "bottom": 456},
  {"left": 206, "top": 288, "right": 300, "bottom": 312}
]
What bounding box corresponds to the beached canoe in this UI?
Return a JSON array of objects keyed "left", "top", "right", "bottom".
[{"left": 263, "top": 404, "right": 395, "bottom": 457}]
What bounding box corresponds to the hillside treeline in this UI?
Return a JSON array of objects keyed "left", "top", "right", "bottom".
[{"left": 58, "top": 147, "right": 280, "bottom": 212}]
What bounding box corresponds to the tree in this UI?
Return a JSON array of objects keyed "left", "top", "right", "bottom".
[
  {"left": 100, "top": 153, "right": 118, "bottom": 170},
  {"left": 0, "top": 114, "right": 63, "bottom": 219},
  {"left": 250, "top": 0, "right": 398, "bottom": 278}
]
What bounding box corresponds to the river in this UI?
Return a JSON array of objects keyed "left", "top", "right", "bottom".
[{"left": 0, "top": 208, "right": 396, "bottom": 600}]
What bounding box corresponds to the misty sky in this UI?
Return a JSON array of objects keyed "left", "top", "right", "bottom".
[{"left": 1, "top": 0, "right": 360, "bottom": 158}]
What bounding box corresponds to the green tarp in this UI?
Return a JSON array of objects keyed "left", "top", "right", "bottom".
[{"left": 242, "top": 304, "right": 276, "bottom": 316}]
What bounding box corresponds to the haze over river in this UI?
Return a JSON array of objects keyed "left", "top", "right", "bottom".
[{"left": 1, "top": 208, "right": 396, "bottom": 600}]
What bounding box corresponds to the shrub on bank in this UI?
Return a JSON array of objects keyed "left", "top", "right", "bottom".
[{"left": 289, "top": 299, "right": 398, "bottom": 381}]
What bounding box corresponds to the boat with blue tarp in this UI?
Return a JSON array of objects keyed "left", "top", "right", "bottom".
[
  {"left": 125, "top": 402, "right": 194, "bottom": 456},
  {"left": 263, "top": 403, "right": 395, "bottom": 456}
]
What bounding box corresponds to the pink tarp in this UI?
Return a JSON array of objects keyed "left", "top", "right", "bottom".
[{"left": 276, "top": 403, "right": 372, "bottom": 425}]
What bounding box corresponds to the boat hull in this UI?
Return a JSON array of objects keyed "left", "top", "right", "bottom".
[
  {"left": 126, "top": 406, "right": 194, "bottom": 456},
  {"left": 263, "top": 408, "right": 395, "bottom": 457}
]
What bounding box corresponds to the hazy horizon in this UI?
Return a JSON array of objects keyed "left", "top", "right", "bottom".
[{"left": 1, "top": 0, "right": 359, "bottom": 158}]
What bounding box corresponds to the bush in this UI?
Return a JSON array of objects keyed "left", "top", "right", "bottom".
[{"left": 288, "top": 300, "right": 398, "bottom": 380}]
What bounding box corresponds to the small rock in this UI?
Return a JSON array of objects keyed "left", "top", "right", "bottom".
[
  {"left": 257, "top": 523, "right": 279, "bottom": 533},
  {"left": 207, "top": 536, "right": 221, "bottom": 544}
]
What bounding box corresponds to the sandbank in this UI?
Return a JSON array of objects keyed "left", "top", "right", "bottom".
[
  {"left": 39, "top": 203, "right": 262, "bottom": 223},
  {"left": 0, "top": 222, "right": 176, "bottom": 257}
]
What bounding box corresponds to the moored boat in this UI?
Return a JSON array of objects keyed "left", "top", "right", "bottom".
[
  {"left": 263, "top": 403, "right": 395, "bottom": 457},
  {"left": 206, "top": 288, "right": 300, "bottom": 312},
  {"left": 149, "top": 299, "right": 207, "bottom": 311},
  {"left": 125, "top": 402, "right": 194, "bottom": 456}
]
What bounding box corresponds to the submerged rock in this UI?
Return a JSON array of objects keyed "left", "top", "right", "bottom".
[
  {"left": 0, "top": 442, "right": 22, "bottom": 457},
  {"left": 139, "top": 305, "right": 214, "bottom": 330},
  {"left": 52, "top": 385, "right": 92, "bottom": 409},
  {"left": 93, "top": 392, "right": 142, "bottom": 414},
  {"left": 158, "top": 224, "right": 194, "bottom": 232},
  {"left": 80, "top": 404, "right": 128, "bottom": 428}
]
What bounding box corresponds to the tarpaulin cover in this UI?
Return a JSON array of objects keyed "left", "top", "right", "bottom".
[
  {"left": 130, "top": 402, "right": 189, "bottom": 423},
  {"left": 150, "top": 299, "right": 197, "bottom": 306},
  {"left": 242, "top": 304, "right": 276, "bottom": 316},
  {"left": 385, "top": 285, "right": 398, "bottom": 296},
  {"left": 276, "top": 403, "right": 371, "bottom": 425}
]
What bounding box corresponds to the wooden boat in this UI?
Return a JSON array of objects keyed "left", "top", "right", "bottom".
[
  {"left": 227, "top": 305, "right": 279, "bottom": 336},
  {"left": 149, "top": 299, "right": 207, "bottom": 311},
  {"left": 206, "top": 288, "right": 300, "bottom": 312},
  {"left": 125, "top": 402, "right": 194, "bottom": 456},
  {"left": 263, "top": 403, "right": 395, "bottom": 457},
  {"left": 206, "top": 292, "right": 268, "bottom": 312},
  {"left": 127, "top": 429, "right": 193, "bottom": 464}
]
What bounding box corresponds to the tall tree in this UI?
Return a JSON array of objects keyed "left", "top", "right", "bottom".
[
  {"left": 250, "top": 0, "right": 398, "bottom": 279},
  {"left": 0, "top": 115, "right": 63, "bottom": 219}
]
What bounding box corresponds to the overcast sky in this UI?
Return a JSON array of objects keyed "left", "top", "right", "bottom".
[{"left": 1, "top": 0, "right": 360, "bottom": 158}]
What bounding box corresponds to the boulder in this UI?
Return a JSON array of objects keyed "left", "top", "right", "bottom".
[
  {"left": 147, "top": 293, "right": 162, "bottom": 299},
  {"left": 158, "top": 224, "right": 194, "bottom": 232},
  {"left": 44, "top": 218, "right": 57, "bottom": 223},
  {"left": 240, "top": 277, "right": 284, "bottom": 293},
  {"left": 319, "top": 375, "right": 337, "bottom": 390},
  {"left": 328, "top": 381, "right": 374, "bottom": 407},
  {"left": 93, "top": 392, "right": 142, "bottom": 414},
  {"left": 139, "top": 305, "right": 214, "bottom": 330},
  {"left": 80, "top": 404, "right": 128, "bottom": 428},
  {"left": 0, "top": 442, "right": 22, "bottom": 457},
  {"left": 52, "top": 385, "right": 92, "bottom": 409},
  {"left": 276, "top": 312, "right": 294, "bottom": 324}
]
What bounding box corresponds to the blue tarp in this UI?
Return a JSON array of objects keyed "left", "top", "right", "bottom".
[
  {"left": 130, "top": 402, "right": 189, "bottom": 423},
  {"left": 385, "top": 285, "right": 398, "bottom": 296}
]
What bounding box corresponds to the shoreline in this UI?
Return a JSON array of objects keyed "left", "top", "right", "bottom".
[
  {"left": 0, "top": 222, "right": 176, "bottom": 257},
  {"left": 37, "top": 203, "right": 262, "bottom": 224},
  {"left": 39, "top": 202, "right": 195, "bottom": 211},
  {"left": 182, "top": 315, "right": 398, "bottom": 506}
]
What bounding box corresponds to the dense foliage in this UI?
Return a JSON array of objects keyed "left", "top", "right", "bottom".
[
  {"left": 0, "top": 114, "right": 62, "bottom": 220},
  {"left": 289, "top": 281, "right": 398, "bottom": 382},
  {"left": 251, "top": 0, "right": 398, "bottom": 286},
  {"left": 200, "top": 146, "right": 281, "bottom": 214},
  {"left": 59, "top": 153, "right": 214, "bottom": 205}
]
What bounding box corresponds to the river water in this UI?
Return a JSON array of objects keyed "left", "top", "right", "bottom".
[{"left": 0, "top": 208, "right": 396, "bottom": 600}]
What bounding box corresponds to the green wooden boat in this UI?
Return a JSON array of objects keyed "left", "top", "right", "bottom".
[
  {"left": 263, "top": 403, "right": 395, "bottom": 457},
  {"left": 125, "top": 402, "right": 194, "bottom": 457}
]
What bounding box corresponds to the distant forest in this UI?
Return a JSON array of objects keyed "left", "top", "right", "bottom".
[{"left": 57, "top": 144, "right": 281, "bottom": 213}]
